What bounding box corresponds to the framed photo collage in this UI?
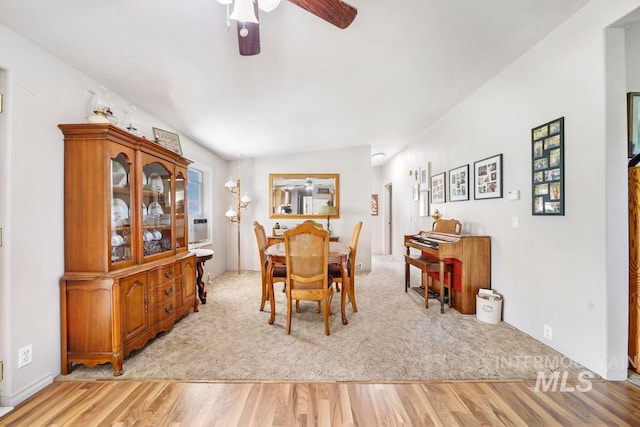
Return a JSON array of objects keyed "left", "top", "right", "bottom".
[{"left": 531, "top": 117, "right": 564, "bottom": 215}]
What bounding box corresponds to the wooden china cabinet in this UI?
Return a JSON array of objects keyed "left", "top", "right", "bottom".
[{"left": 59, "top": 123, "right": 196, "bottom": 376}]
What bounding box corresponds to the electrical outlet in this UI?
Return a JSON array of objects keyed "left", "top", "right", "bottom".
[
  {"left": 543, "top": 325, "right": 553, "bottom": 340},
  {"left": 356, "top": 263, "right": 363, "bottom": 270},
  {"left": 18, "top": 345, "right": 32, "bottom": 368}
]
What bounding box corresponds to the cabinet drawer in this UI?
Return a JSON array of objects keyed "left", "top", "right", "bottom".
[
  {"left": 153, "top": 265, "right": 175, "bottom": 284},
  {"left": 155, "top": 298, "right": 176, "bottom": 321},
  {"left": 153, "top": 281, "right": 175, "bottom": 304}
]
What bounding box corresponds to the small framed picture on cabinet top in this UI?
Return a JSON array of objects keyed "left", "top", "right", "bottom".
[{"left": 152, "top": 127, "right": 182, "bottom": 155}]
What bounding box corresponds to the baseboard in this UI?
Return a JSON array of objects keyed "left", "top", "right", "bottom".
[
  {"left": 1, "top": 372, "right": 53, "bottom": 407},
  {"left": 602, "top": 367, "right": 628, "bottom": 381}
]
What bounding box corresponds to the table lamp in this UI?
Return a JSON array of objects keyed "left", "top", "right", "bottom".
[{"left": 319, "top": 205, "right": 337, "bottom": 235}]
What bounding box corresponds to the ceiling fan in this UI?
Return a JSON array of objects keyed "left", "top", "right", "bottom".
[{"left": 218, "top": 0, "right": 358, "bottom": 56}]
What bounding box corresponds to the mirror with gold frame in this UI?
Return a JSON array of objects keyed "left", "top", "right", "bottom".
[{"left": 269, "top": 173, "right": 340, "bottom": 219}]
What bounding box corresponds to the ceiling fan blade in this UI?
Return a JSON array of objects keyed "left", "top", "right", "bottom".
[
  {"left": 287, "top": 0, "right": 357, "bottom": 29},
  {"left": 237, "top": 2, "right": 260, "bottom": 56}
]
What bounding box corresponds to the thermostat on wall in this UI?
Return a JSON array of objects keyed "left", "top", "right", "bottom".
[{"left": 507, "top": 190, "right": 520, "bottom": 200}]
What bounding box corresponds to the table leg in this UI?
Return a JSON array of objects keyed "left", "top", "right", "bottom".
[
  {"left": 439, "top": 260, "right": 445, "bottom": 314},
  {"left": 267, "top": 259, "right": 276, "bottom": 325},
  {"left": 196, "top": 260, "right": 207, "bottom": 304},
  {"left": 404, "top": 249, "right": 410, "bottom": 292},
  {"left": 341, "top": 256, "right": 349, "bottom": 325}
]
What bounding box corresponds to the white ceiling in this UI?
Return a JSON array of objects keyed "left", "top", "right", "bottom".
[{"left": 0, "top": 0, "right": 591, "bottom": 165}]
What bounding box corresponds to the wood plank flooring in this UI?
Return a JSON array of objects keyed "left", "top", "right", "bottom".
[{"left": 1, "top": 379, "right": 640, "bottom": 426}]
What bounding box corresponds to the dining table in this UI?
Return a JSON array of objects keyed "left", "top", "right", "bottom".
[{"left": 264, "top": 241, "right": 352, "bottom": 326}]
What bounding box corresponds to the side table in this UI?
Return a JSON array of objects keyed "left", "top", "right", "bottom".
[{"left": 191, "top": 249, "right": 214, "bottom": 311}]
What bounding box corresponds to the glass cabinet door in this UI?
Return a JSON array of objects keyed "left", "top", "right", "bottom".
[
  {"left": 142, "top": 160, "right": 173, "bottom": 258},
  {"left": 111, "top": 153, "right": 133, "bottom": 267},
  {"left": 175, "top": 169, "right": 187, "bottom": 252}
]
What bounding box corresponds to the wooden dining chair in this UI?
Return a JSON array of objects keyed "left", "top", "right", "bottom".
[
  {"left": 253, "top": 221, "right": 286, "bottom": 312},
  {"left": 283, "top": 222, "right": 333, "bottom": 335},
  {"left": 329, "top": 221, "right": 362, "bottom": 313}
]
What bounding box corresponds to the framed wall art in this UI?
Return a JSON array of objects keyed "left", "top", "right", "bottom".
[
  {"left": 152, "top": 127, "right": 183, "bottom": 155},
  {"left": 628, "top": 92, "right": 640, "bottom": 158},
  {"left": 419, "top": 164, "right": 429, "bottom": 191},
  {"left": 531, "top": 117, "right": 564, "bottom": 215},
  {"left": 371, "top": 194, "right": 378, "bottom": 216},
  {"left": 419, "top": 163, "right": 430, "bottom": 216},
  {"left": 474, "top": 154, "right": 503, "bottom": 200},
  {"left": 431, "top": 172, "right": 446, "bottom": 204},
  {"left": 449, "top": 164, "right": 469, "bottom": 202}
]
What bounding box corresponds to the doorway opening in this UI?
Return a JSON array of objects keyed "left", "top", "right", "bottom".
[{"left": 384, "top": 183, "right": 392, "bottom": 255}]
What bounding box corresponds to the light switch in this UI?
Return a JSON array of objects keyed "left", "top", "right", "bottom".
[{"left": 507, "top": 190, "right": 520, "bottom": 200}]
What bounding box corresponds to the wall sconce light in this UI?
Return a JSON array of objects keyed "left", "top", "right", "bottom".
[{"left": 225, "top": 158, "right": 251, "bottom": 273}]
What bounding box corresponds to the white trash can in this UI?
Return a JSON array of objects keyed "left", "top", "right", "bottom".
[{"left": 476, "top": 289, "right": 502, "bottom": 324}]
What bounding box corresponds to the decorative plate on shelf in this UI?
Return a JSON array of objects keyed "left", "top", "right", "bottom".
[
  {"left": 141, "top": 203, "right": 148, "bottom": 216},
  {"left": 142, "top": 172, "right": 147, "bottom": 186},
  {"left": 148, "top": 201, "right": 164, "bottom": 215},
  {"left": 147, "top": 172, "right": 164, "bottom": 193},
  {"left": 111, "top": 198, "right": 129, "bottom": 222},
  {"left": 112, "top": 160, "right": 127, "bottom": 187}
]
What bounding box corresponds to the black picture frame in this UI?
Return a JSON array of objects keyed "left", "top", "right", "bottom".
[
  {"left": 448, "top": 164, "right": 469, "bottom": 202},
  {"left": 628, "top": 93, "right": 640, "bottom": 158},
  {"left": 473, "top": 154, "right": 503, "bottom": 200},
  {"left": 430, "top": 172, "right": 446, "bottom": 204},
  {"left": 531, "top": 117, "right": 564, "bottom": 215}
]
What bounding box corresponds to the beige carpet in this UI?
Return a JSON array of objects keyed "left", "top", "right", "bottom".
[{"left": 59, "top": 256, "right": 589, "bottom": 381}]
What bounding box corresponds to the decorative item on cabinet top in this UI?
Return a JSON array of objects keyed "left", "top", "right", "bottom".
[{"left": 152, "top": 127, "right": 183, "bottom": 155}]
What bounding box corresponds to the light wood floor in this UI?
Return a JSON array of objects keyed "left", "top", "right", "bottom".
[{"left": 1, "top": 379, "right": 640, "bottom": 426}]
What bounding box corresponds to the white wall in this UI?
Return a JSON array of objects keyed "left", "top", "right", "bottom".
[
  {"left": 626, "top": 19, "right": 640, "bottom": 91},
  {"left": 0, "top": 24, "right": 228, "bottom": 406},
  {"left": 224, "top": 146, "right": 373, "bottom": 273},
  {"left": 373, "top": 0, "right": 640, "bottom": 380}
]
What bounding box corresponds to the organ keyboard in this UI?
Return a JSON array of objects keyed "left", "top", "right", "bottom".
[{"left": 404, "top": 231, "right": 491, "bottom": 314}]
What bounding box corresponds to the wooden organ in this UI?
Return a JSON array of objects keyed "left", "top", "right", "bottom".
[{"left": 404, "top": 231, "right": 491, "bottom": 314}]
